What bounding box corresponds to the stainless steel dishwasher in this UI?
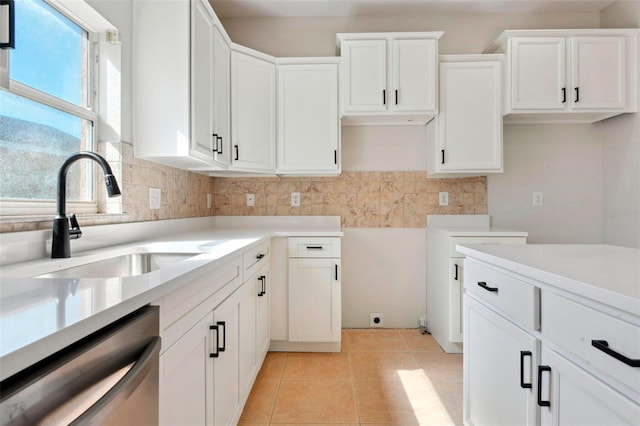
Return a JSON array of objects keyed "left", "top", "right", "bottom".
[{"left": 0, "top": 305, "right": 160, "bottom": 425}]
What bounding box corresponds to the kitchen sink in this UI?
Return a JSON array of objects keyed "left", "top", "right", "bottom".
[{"left": 36, "top": 252, "right": 198, "bottom": 279}]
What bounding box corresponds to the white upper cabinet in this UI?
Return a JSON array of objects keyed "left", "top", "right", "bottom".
[
  {"left": 427, "top": 55, "right": 503, "bottom": 176},
  {"left": 230, "top": 47, "right": 277, "bottom": 173},
  {"left": 276, "top": 58, "right": 340, "bottom": 175},
  {"left": 212, "top": 25, "right": 232, "bottom": 166},
  {"left": 337, "top": 32, "right": 442, "bottom": 125},
  {"left": 486, "top": 29, "right": 638, "bottom": 123},
  {"left": 133, "top": 0, "right": 231, "bottom": 170}
]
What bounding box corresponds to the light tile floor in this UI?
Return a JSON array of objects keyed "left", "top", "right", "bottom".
[{"left": 239, "top": 329, "right": 463, "bottom": 425}]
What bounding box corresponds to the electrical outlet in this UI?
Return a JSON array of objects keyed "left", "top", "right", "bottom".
[
  {"left": 206, "top": 194, "right": 212, "bottom": 209},
  {"left": 533, "top": 192, "right": 543, "bottom": 206},
  {"left": 246, "top": 194, "right": 255, "bottom": 207},
  {"left": 291, "top": 192, "right": 300, "bottom": 207},
  {"left": 149, "top": 187, "right": 161, "bottom": 210},
  {"left": 439, "top": 192, "right": 449, "bottom": 206},
  {"left": 370, "top": 313, "right": 384, "bottom": 328}
]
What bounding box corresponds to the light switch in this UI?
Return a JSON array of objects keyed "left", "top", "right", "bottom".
[
  {"left": 439, "top": 192, "right": 449, "bottom": 206},
  {"left": 533, "top": 192, "right": 543, "bottom": 206},
  {"left": 149, "top": 187, "right": 161, "bottom": 210},
  {"left": 291, "top": 192, "right": 300, "bottom": 207}
]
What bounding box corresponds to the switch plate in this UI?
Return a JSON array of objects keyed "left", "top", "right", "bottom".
[
  {"left": 149, "top": 187, "right": 161, "bottom": 210},
  {"left": 246, "top": 194, "right": 255, "bottom": 207},
  {"left": 439, "top": 192, "right": 449, "bottom": 206},
  {"left": 533, "top": 192, "right": 543, "bottom": 206},
  {"left": 206, "top": 194, "right": 212, "bottom": 209},
  {"left": 291, "top": 192, "right": 300, "bottom": 207}
]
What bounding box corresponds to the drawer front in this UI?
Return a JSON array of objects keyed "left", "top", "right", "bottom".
[
  {"left": 288, "top": 237, "right": 341, "bottom": 258},
  {"left": 464, "top": 258, "right": 539, "bottom": 331},
  {"left": 450, "top": 236, "right": 526, "bottom": 258},
  {"left": 543, "top": 291, "right": 640, "bottom": 395},
  {"left": 244, "top": 240, "right": 270, "bottom": 279}
]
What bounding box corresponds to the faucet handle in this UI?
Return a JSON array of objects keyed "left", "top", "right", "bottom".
[{"left": 69, "top": 213, "right": 82, "bottom": 240}]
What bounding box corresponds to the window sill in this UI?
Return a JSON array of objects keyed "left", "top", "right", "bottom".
[{"left": 0, "top": 213, "right": 135, "bottom": 233}]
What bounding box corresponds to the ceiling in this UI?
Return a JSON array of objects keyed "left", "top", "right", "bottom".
[{"left": 210, "top": 0, "right": 620, "bottom": 19}]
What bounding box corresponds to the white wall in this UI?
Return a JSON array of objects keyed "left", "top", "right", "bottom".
[
  {"left": 488, "top": 124, "right": 603, "bottom": 243},
  {"left": 217, "top": 10, "right": 609, "bottom": 327},
  {"left": 598, "top": 1, "right": 640, "bottom": 248}
]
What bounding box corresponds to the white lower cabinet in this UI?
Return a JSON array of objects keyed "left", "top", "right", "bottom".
[
  {"left": 464, "top": 296, "right": 539, "bottom": 426},
  {"left": 157, "top": 243, "right": 272, "bottom": 425},
  {"left": 539, "top": 346, "right": 640, "bottom": 426}
]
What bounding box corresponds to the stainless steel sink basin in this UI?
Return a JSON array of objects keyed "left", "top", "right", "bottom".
[{"left": 36, "top": 252, "right": 197, "bottom": 278}]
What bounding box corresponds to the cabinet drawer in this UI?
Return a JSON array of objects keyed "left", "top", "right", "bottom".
[
  {"left": 288, "top": 237, "right": 341, "bottom": 258},
  {"left": 543, "top": 291, "right": 640, "bottom": 395},
  {"left": 243, "top": 240, "right": 270, "bottom": 279},
  {"left": 450, "top": 236, "right": 526, "bottom": 257},
  {"left": 464, "top": 258, "right": 539, "bottom": 331}
]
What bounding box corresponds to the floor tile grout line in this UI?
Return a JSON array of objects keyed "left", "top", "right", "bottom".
[{"left": 267, "top": 352, "right": 287, "bottom": 425}]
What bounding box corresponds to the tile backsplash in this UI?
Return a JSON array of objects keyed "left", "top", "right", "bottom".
[{"left": 213, "top": 173, "right": 487, "bottom": 228}]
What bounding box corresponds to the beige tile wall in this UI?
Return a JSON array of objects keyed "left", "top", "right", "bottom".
[{"left": 213, "top": 173, "right": 487, "bottom": 228}]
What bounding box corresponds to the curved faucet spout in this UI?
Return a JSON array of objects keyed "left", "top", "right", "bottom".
[{"left": 52, "top": 151, "right": 122, "bottom": 258}]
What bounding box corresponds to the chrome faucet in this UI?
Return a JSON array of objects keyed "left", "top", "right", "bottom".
[{"left": 52, "top": 152, "right": 121, "bottom": 258}]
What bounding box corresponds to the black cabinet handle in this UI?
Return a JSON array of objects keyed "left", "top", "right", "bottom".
[
  {"left": 477, "top": 281, "right": 498, "bottom": 293},
  {"left": 592, "top": 340, "right": 640, "bottom": 367},
  {"left": 520, "top": 351, "right": 533, "bottom": 389},
  {"left": 256, "top": 253, "right": 265, "bottom": 260},
  {"left": 537, "top": 365, "right": 551, "bottom": 407},
  {"left": 561, "top": 87, "right": 566, "bottom": 103},
  {"left": 217, "top": 136, "right": 223, "bottom": 154},
  {"left": 306, "top": 246, "right": 323, "bottom": 250},
  {"left": 260, "top": 275, "right": 266, "bottom": 296},
  {"left": 0, "top": 0, "right": 15, "bottom": 49},
  {"left": 335, "top": 264, "right": 339, "bottom": 281},
  {"left": 454, "top": 264, "right": 459, "bottom": 281},
  {"left": 575, "top": 87, "right": 580, "bottom": 103},
  {"left": 209, "top": 324, "right": 219, "bottom": 358},
  {"left": 382, "top": 89, "right": 386, "bottom": 105},
  {"left": 234, "top": 144, "right": 239, "bottom": 161},
  {"left": 395, "top": 89, "right": 398, "bottom": 105},
  {"left": 441, "top": 149, "right": 445, "bottom": 165},
  {"left": 217, "top": 321, "right": 226, "bottom": 352},
  {"left": 257, "top": 276, "right": 264, "bottom": 296},
  {"left": 212, "top": 133, "right": 218, "bottom": 153},
  {"left": 334, "top": 149, "right": 337, "bottom": 165}
]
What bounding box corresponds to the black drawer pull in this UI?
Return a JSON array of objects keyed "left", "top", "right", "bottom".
[
  {"left": 520, "top": 351, "right": 532, "bottom": 389},
  {"left": 306, "top": 246, "right": 324, "bottom": 250},
  {"left": 561, "top": 87, "right": 566, "bottom": 103},
  {"left": 234, "top": 144, "right": 239, "bottom": 161},
  {"left": 575, "top": 87, "right": 580, "bottom": 103},
  {"left": 217, "top": 136, "right": 223, "bottom": 154},
  {"left": 537, "top": 365, "right": 551, "bottom": 407},
  {"left": 592, "top": 340, "right": 640, "bottom": 367},
  {"left": 477, "top": 281, "right": 498, "bottom": 293},
  {"left": 335, "top": 264, "right": 338, "bottom": 281},
  {"left": 217, "top": 321, "right": 226, "bottom": 352},
  {"left": 454, "top": 264, "right": 459, "bottom": 281},
  {"left": 256, "top": 253, "right": 265, "bottom": 260},
  {"left": 209, "top": 325, "right": 219, "bottom": 358}
]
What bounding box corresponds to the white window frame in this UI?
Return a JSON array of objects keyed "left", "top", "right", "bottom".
[{"left": 0, "top": 0, "right": 118, "bottom": 217}]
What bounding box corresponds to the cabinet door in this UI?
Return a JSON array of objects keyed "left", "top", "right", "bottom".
[
  {"left": 539, "top": 346, "right": 640, "bottom": 426},
  {"left": 256, "top": 265, "right": 270, "bottom": 361},
  {"left": 238, "top": 277, "right": 257, "bottom": 400},
  {"left": 289, "top": 258, "right": 341, "bottom": 342},
  {"left": 212, "top": 291, "right": 240, "bottom": 426},
  {"left": 231, "top": 51, "right": 276, "bottom": 172},
  {"left": 391, "top": 39, "right": 437, "bottom": 112},
  {"left": 449, "top": 259, "right": 463, "bottom": 343},
  {"left": 511, "top": 38, "right": 566, "bottom": 110},
  {"left": 437, "top": 61, "right": 502, "bottom": 172},
  {"left": 190, "top": 0, "right": 215, "bottom": 162},
  {"left": 277, "top": 63, "right": 339, "bottom": 174},
  {"left": 570, "top": 36, "right": 626, "bottom": 110},
  {"left": 213, "top": 24, "right": 231, "bottom": 165},
  {"left": 159, "top": 313, "right": 212, "bottom": 426},
  {"left": 464, "top": 295, "right": 538, "bottom": 426},
  {"left": 341, "top": 40, "right": 387, "bottom": 113}
]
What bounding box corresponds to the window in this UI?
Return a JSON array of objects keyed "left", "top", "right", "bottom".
[{"left": 0, "top": 0, "right": 99, "bottom": 215}]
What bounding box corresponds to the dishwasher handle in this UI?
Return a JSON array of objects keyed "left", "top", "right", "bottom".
[{"left": 70, "top": 336, "right": 161, "bottom": 425}]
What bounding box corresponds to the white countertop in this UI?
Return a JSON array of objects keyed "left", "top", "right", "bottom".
[
  {"left": 456, "top": 244, "right": 640, "bottom": 316},
  {"left": 426, "top": 214, "right": 528, "bottom": 237},
  {"left": 0, "top": 217, "right": 342, "bottom": 381}
]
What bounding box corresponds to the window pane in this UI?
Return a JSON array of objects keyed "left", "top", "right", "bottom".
[
  {"left": 0, "top": 91, "right": 93, "bottom": 202},
  {"left": 10, "top": 0, "right": 89, "bottom": 107}
]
